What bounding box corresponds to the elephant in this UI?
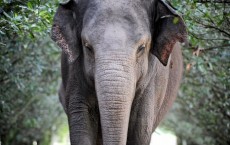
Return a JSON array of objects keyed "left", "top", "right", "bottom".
[{"left": 51, "top": 0, "right": 187, "bottom": 145}]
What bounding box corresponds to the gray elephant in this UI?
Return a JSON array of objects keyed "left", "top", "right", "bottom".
[{"left": 51, "top": 0, "right": 187, "bottom": 145}]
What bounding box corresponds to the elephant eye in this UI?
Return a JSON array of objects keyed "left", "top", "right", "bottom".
[
  {"left": 84, "top": 42, "right": 94, "bottom": 54},
  {"left": 137, "top": 44, "right": 145, "bottom": 54}
]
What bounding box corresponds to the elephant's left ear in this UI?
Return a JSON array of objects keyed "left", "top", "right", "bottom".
[{"left": 151, "top": 0, "right": 187, "bottom": 66}]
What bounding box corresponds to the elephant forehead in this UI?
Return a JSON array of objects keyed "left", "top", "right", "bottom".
[
  {"left": 94, "top": 0, "right": 138, "bottom": 9},
  {"left": 82, "top": 15, "right": 148, "bottom": 49},
  {"left": 102, "top": 23, "right": 128, "bottom": 46},
  {"left": 82, "top": 0, "right": 149, "bottom": 40}
]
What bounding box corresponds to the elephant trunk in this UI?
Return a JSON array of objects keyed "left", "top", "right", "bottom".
[{"left": 95, "top": 53, "right": 135, "bottom": 145}]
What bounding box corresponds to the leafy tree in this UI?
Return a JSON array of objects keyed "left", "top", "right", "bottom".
[
  {"left": 0, "top": 0, "right": 65, "bottom": 144},
  {"left": 162, "top": 1, "right": 230, "bottom": 145}
]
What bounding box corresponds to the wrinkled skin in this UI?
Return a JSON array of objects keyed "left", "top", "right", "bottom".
[{"left": 51, "top": 0, "right": 187, "bottom": 145}]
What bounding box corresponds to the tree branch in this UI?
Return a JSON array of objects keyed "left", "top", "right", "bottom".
[
  {"left": 200, "top": 44, "right": 230, "bottom": 51},
  {"left": 188, "top": 44, "right": 230, "bottom": 56},
  {"left": 197, "top": 7, "right": 215, "bottom": 25},
  {"left": 189, "top": 31, "right": 230, "bottom": 41},
  {"left": 193, "top": 18, "right": 230, "bottom": 37}
]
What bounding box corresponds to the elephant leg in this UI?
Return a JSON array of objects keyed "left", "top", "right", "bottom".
[
  {"left": 127, "top": 94, "right": 155, "bottom": 145},
  {"left": 68, "top": 94, "right": 99, "bottom": 145}
]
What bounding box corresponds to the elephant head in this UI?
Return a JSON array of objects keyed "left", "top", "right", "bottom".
[{"left": 51, "top": 0, "right": 186, "bottom": 144}]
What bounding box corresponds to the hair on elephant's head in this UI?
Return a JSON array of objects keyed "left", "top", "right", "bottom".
[{"left": 51, "top": 0, "right": 186, "bottom": 144}]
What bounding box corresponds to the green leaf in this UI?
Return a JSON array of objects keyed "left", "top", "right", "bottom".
[
  {"left": 27, "top": 2, "right": 33, "bottom": 9},
  {"left": 39, "top": 10, "right": 47, "bottom": 17},
  {"left": 173, "top": 17, "right": 179, "bottom": 24}
]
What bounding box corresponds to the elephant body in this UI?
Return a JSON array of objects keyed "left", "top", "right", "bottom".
[{"left": 51, "top": 0, "right": 187, "bottom": 145}]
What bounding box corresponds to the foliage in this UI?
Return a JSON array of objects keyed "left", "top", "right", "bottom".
[
  {"left": 0, "top": 0, "right": 64, "bottom": 144},
  {"left": 162, "top": 1, "right": 230, "bottom": 145}
]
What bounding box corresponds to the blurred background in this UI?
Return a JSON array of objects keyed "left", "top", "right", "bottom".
[{"left": 0, "top": 0, "right": 229, "bottom": 145}]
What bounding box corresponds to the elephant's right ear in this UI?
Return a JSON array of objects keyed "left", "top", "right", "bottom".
[
  {"left": 151, "top": 0, "right": 187, "bottom": 66},
  {"left": 51, "top": 0, "right": 80, "bottom": 63}
]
